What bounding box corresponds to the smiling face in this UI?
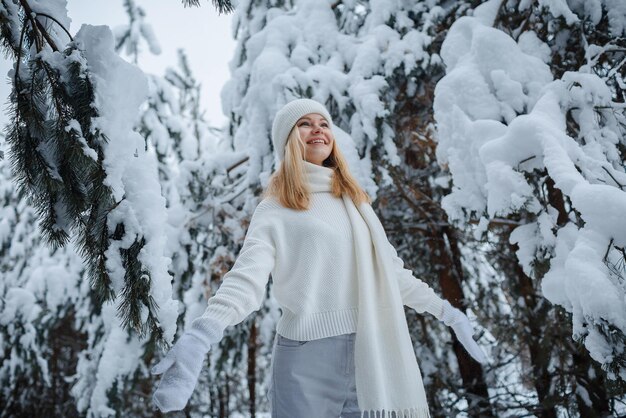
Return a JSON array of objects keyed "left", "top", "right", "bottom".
[{"left": 296, "top": 113, "right": 334, "bottom": 166}]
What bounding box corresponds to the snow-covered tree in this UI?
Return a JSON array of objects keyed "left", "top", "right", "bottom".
[
  {"left": 0, "top": 0, "right": 176, "bottom": 342},
  {"left": 218, "top": 0, "right": 499, "bottom": 416},
  {"left": 222, "top": 0, "right": 626, "bottom": 416},
  {"left": 434, "top": 0, "right": 626, "bottom": 415},
  {"left": 114, "top": 0, "right": 162, "bottom": 64},
  {"left": 134, "top": 45, "right": 267, "bottom": 415},
  {"left": 0, "top": 1, "right": 226, "bottom": 416},
  {"left": 2, "top": 0, "right": 624, "bottom": 416},
  {"left": 0, "top": 140, "right": 90, "bottom": 416}
]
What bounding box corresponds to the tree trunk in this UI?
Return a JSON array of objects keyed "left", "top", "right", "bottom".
[
  {"left": 383, "top": 80, "right": 494, "bottom": 418},
  {"left": 248, "top": 320, "right": 257, "bottom": 418},
  {"left": 572, "top": 348, "right": 611, "bottom": 417},
  {"left": 428, "top": 226, "right": 494, "bottom": 418},
  {"left": 507, "top": 244, "right": 558, "bottom": 418}
]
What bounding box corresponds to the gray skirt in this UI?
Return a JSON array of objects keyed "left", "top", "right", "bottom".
[{"left": 268, "top": 332, "right": 361, "bottom": 418}]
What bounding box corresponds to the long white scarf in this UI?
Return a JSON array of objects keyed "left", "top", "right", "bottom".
[{"left": 304, "top": 161, "right": 431, "bottom": 418}]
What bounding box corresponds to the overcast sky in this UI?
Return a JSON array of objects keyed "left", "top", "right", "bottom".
[{"left": 0, "top": 0, "right": 236, "bottom": 128}]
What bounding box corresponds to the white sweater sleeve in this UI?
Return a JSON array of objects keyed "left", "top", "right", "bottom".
[
  {"left": 189, "top": 203, "right": 276, "bottom": 343},
  {"left": 386, "top": 241, "right": 445, "bottom": 320}
]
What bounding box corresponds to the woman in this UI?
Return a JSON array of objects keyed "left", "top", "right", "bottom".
[{"left": 152, "top": 98, "right": 487, "bottom": 417}]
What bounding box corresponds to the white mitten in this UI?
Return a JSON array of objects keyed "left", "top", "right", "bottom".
[
  {"left": 441, "top": 299, "right": 487, "bottom": 364},
  {"left": 152, "top": 318, "right": 223, "bottom": 413}
]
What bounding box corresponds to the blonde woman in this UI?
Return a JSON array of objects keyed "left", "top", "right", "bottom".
[{"left": 152, "top": 99, "right": 487, "bottom": 418}]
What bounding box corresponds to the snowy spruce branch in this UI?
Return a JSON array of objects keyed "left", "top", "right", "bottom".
[
  {"left": 0, "top": 0, "right": 174, "bottom": 343},
  {"left": 182, "top": 0, "right": 234, "bottom": 14}
]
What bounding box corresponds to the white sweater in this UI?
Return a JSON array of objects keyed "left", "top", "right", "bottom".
[{"left": 191, "top": 161, "right": 445, "bottom": 342}]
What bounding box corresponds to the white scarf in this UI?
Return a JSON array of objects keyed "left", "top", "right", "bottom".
[{"left": 304, "top": 161, "right": 431, "bottom": 418}]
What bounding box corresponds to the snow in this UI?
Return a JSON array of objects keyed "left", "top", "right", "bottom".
[
  {"left": 0, "top": 157, "right": 88, "bottom": 399},
  {"left": 87, "top": 305, "right": 143, "bottom": 417},
  {"left": 472, "top": 0, "right": 502, "bottom": 26},
  {"left": 140, "top": 22, "right": 162, "bottom": 55},
  {"left": 0, "top": 288, "right": 40, "bottom": 326},
  {"left": 605, "top": 0, "right": 626, "bottom": 36},
  {"left": 434, "top": 6, "right": 626, "bottom": 380},
  {"left": 74, "top": 23, "right": 178, "bottom": 341},
  {"left": 65, "top": 119, "right": 99, "bottom": 161},
  {"left": 223, "top": 0, "right": 450, "bottom": 195},
  {"left": 538, "top": 0, "right": 580, "bottom": 25},
  {"left": 29, "top": 0, "right": 73, "bottom": 47},
  {"left": 3, "top": 1, "right": 236, "bottom": 416},
  {"left": 2, "top": 0, "right": 625, "bottom": 415},
  {"left": 17, "top": 23, "right": 180, "bottom": 416},
  {"left": 568, "top": 0, "right": 626, "bottom": 36},
  {"left": 517, "top": 31, "right": 552, "bottom": 64}
]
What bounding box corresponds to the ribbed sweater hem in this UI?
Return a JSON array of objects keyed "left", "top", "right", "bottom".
[{"left": 276, "top": 307, "right": 358, "bottom": 341}]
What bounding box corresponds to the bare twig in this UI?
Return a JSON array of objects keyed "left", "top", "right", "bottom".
[
  {"left": 226, "top": 156, "right": 249, "bottom": 174},
  {"left": 18, "top": 0, "right": 59, "bottom": 52},
  {"left": 469, "top": 217, "right": 523, "bottom": 228},
  {"left": 518, "top": 155, "right": 536, "bottom": 166},
  {"left": 602, "top": 166, "right": 625, "bottom": 190},
  {"left": 604, "top": 238, "right": 614, "bottom": 262},
  {"left": 33, "top": 12, "right": 73, "bottom": 41}
]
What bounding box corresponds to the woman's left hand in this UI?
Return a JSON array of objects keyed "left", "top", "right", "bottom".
[
  {"left": 440, "top": 300, "right": 488, "bottom": 364},
  {"left": 151, "top": 331, "right": 212, "bottom": 412}
]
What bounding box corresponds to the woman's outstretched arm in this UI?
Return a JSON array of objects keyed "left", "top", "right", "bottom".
[
  {"left": 386, "top": 240, "right": 445, "bottom": 320},
  {"left": 190, "top": 201, "right": 277, "bottom": 340},
  {"left": 386, "top": 240, "right": 487, "bottom": 363},
  {"left": 152, "top": 201, "right": 276, "bottom": 413}
]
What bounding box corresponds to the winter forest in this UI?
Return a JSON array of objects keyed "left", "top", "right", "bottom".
[{"left": 0, "top": 0, "right": 625, "bottom": 417}]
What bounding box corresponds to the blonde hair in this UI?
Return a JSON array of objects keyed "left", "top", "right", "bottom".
[{"left": 263, "top": 126, "right": 371, "bottom": 210}]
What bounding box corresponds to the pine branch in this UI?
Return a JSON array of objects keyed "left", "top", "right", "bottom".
[
  {"left": 181, "top": 0, "right": 235, "bottom": 14},
  {"left": 32, "top": 12, "right": 73, "bottom": 41},
  {"left": 18, "top": 0, "right": 59, "bottom": 52},
  {"left": 114, "top": 228, "right": 160, "bottom": 337},
  {"left": 0, "top": 3, "right": 164, "bottom": 322}
]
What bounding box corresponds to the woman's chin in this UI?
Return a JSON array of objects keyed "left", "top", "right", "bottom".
[{"left": 306, "top": 151, "right": 330, "bottom": 162}]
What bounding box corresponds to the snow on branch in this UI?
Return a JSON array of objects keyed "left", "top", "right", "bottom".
[{"left": 434, "top": 2, "right": 626, "bottom": 380}]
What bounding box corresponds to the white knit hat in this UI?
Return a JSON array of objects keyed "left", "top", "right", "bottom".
[{"left": 271, "top": 98, "right": 333, "bottom": 162}]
